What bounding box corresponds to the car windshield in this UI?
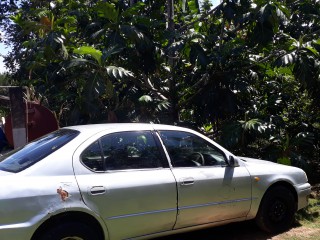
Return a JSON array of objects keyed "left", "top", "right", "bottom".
[{"left": 0, "top": 129, "right": 79, "bottom": 173}]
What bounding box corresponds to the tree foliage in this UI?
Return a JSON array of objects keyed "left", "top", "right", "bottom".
[{"left": 0, "top": 0, "right": 319, "bottom": 181}]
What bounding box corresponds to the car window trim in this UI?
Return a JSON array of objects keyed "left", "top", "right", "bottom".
[
  {"left": 81, "top": 130, "right": 170, "bottom": 172},
  {"left": 154, "top": 130, "right": 174, "bottom": 168},
  {"left": 157, "top": 129, "right": 229, "bottom": 168},
  {"left": 151, "top": 131, "right": 170, "bottom": 168}
]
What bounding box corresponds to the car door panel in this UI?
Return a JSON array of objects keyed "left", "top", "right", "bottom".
[
  {"left": 75, "top": 170, "right": 177, "bottom": 239},
  {"left": 157, "top": 130, "right": 252, "bottom": 229},
  {"left": 172, "top": 166, "right": 251, "bottom": 228},
  {"left": 73, "top": 130, "right": 178, "bottom": 239}
]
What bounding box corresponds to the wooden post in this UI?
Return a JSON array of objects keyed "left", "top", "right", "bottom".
[{"left": 8, "top": 87, "right": 27, "bottom": 148}]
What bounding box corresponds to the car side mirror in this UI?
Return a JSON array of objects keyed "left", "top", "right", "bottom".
[{"left": 228, "top": 156, "right": 240, "bottom": 167}]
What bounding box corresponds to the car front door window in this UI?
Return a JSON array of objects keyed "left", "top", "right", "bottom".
[{"left": 159, "top": 131, "right": 227, "bottom": 167}]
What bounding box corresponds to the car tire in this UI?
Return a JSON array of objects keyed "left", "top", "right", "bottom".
[
  {"left": 38, "top": 221, "right": 102, "bottom": 240},
  {"left": 255, "top": 186, "right": 296, "bottom": 233}
]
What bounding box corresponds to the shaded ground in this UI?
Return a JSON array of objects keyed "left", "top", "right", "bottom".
[
  {"left": 156, "top": 186, "right": 320, "bottom": 240},
  {"left": 155, "top": 219, "right": 320, "bottom": 240},
  {"left": 155, "top": 220, "right": 276, "bottom": 240}
]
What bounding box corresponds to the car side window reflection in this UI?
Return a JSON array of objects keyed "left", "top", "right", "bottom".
[
  {"left": 101, "top": 131, "right": 165, "bottom": 170},
  {"left": 81, "top": 141, "right": 104, "bottom": 171},
  {"left": 81, "top": 131, "right": 166, "bottom": 171},
  {"left": 159, "top": 130, "right": 227, "bottom": 167}
]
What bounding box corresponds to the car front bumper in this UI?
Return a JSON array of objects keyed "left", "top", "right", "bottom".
[{"left": 295, "top": 182, "right": 312, "bottom": 210}]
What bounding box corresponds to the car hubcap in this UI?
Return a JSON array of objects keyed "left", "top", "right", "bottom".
[
  {"left": 269, "top": 199, "right": 287, "bottom": 222},
  {"left": 61, "top": 237, "right": 84, "bottom": 240}
]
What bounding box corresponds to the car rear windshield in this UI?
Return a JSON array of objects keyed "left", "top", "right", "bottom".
[{"left": 0, "top": 129, "right": 79, "bottom": 173}]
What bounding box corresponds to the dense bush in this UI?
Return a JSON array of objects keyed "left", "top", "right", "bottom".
[{"left": 0, "top": 0, "right": 319, "bottom": 182}]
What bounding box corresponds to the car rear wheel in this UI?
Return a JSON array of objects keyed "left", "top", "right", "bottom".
[
  {"left": 39, "top": 222, "right": 101, "bottom": 240},
  {"left": 255, "top": 186, "right": 296, "bottom": 233}
]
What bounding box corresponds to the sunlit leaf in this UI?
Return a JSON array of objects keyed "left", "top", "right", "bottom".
[
  {"left": 274, "top": 53, "right": 296, "bottom": 67},
  {"left": 106, "top": 66, "right": 134, "bottom": 79},
  {"left": 277, "top": 157, "right": 291, "bottom": 166},
  {"left": 94, "top": 2, "right": 119, "bottom": 23},
  {"left": 139, "top": 95, "right": 153, "bottom": 103},
  {"left": 63, "top": 58, "right": 91, "bottom": 68},
  {"left": 74, "top": 46, "right": 102, "bottom": 65}
]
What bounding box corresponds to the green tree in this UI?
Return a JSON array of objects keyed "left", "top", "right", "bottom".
[{"left": 1, "top": 0, "right": 319, "bottom": 180}]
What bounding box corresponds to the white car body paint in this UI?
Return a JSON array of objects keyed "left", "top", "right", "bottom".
[{"left": 0, "top": 123, "right": 311, "bottom": 240}]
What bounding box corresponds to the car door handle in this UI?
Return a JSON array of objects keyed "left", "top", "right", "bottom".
[
  {"left": 90, "top": 186, "right": 106, "bottom": 195},
  {"left": 180, "top": 177, "right": 195, "bottom": 186}
]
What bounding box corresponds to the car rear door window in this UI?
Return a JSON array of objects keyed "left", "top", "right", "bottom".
[
  {"left": 81, "top": 141, "right": 104, "bottom": 171},
  {"left": 81, "top": 131, "right": 167, "bottom": 171}
]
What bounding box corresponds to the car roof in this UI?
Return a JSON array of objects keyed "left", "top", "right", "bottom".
[
  {"left": 64, "top": 123, "right": 192, "bottom": 135},
  {"left": 63, "top": 123, "right": 234, "bottom": 157}
]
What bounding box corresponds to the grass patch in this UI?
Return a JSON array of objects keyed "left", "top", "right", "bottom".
[
  {"left": 275, "top": 197, "right": 320, "bottom": 240},
  {"left": 296, "top": 198, "right": 320, "bottom": 226}
]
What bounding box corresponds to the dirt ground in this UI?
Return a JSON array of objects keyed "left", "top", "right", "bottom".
[
  {"left": 157, "top": 186, "right": 320, "bottom": 240},
  {"left": 156, "top": 220, "right": 320, "bottom": 240}
]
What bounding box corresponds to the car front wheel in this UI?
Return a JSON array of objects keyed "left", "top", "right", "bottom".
[
  {"left": 38, "top": 222, "right": 102, "bottom": 240},
  {"left": 255, "top": 186, "right": 296, "bottom": 233}
]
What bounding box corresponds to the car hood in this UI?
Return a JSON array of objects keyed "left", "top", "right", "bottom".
[
  {"left": 238, "top": 156, "right": 308, "bottom": 184},
  {"left": 238, "top": 157, "right": 279, "bottom": 166},
  {"left": 238, "top": 156, "right": 293, "bottom": 171}
]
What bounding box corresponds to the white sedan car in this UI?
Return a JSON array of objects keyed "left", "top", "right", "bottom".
[{"left": 0, "top": 124, "right": 311, "bottom": 240}]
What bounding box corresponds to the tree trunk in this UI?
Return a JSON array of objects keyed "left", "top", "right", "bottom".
[{"left": 166, "top": 0, "right": 179, "bottom": 123}]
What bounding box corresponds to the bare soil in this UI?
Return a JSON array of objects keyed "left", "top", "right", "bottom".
[
  {"left": 156, "top": 219, "right": 320, "bottom": 240},
  {"left": 157, "top": 186, "right": 320, "bottom": 240}
]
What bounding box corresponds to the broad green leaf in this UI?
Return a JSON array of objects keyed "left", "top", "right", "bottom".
[
  {"left": 10, "top": 13, "right": 23, "bottom": 25},
  {"left": 156, "top": 101, "right": 170, "bottom": 111},
  {"left": 55, "top": 16, "right": 77, "bottom": 26},
  {"left": 102, "top": 45, "right": 125, "bottom": 63},
  {"left": 120, "top": 25, "right": 152, "bottom": 49},
  {"left": 187, "top": 0, "right": 200, "bottom": 15},
  {"left": 106, "top": 66, "right": 134, "bottom": 79},
  {"left": 95, "top": 2, "right": 119, "bottom": 23},
  {"left": 139, "top": 95, "right": 153, "bottom": 103},
  {"left": 241, "top": 119, "right": 264, "bottom": 133},
  {"left": 91, "top": 29, "right": 106, "bottom": 40},
  {"left": 202, "top": 123, "right": 213, "bottom": 133},
  {"left": 277, "top": 157, "right": 291, "bottom": 166},
  {"left": 303, "top": 46, "right": 319, "bottom": 57},
  {"left": 74, "top": 46, "right": 102, "bottom": 65},
  {"left": 63, "top": 58, "right": 91, "bottom": 68},
  {"left": 274, "top": 53, "right": 296, "bottom": 67},
  {"left": 61, "top": 44, "right": 68, "bottom": 60}
]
